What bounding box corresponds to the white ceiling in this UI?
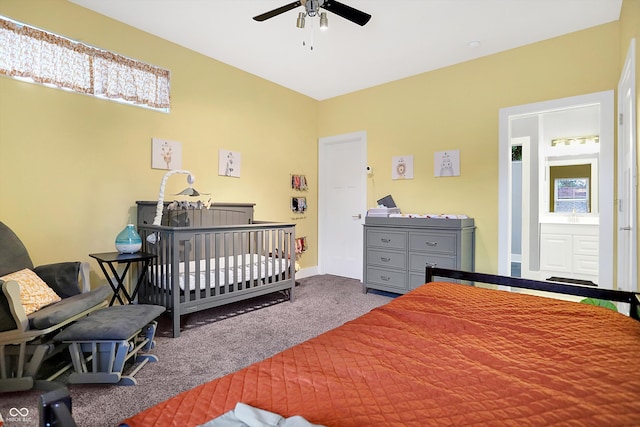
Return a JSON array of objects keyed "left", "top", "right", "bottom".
[{"left": 68, "top": 0, "right": 622, "bottom": 101}]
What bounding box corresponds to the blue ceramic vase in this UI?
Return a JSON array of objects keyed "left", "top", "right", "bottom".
[{"left": 115, "top": 224, "right": 142, "bottom": 254}]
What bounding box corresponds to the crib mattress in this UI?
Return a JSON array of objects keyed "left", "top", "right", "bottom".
[
  {"left": 152, "top": 254, "right": 288, "bottom": 291},
  {"left": 121, "top": 281, "right": 640, "bottom": 427}
]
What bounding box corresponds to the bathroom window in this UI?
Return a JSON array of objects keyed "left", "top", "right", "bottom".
[
  {"left": 554, "top": 178, "right": 589, "bottom": 213},
  {"left": 547, "top": 159, "right": 597, "bottom": 215}
]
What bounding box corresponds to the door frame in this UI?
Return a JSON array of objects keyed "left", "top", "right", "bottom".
[
  {"left": 617, "top": 38, "right": 637, "bottom": 293},
  {"left": 511, "top": 136, "right": 535, "bottom": 279},
  {"left": 498, "top": 90, "right": 614, "bottom": 289},
  {"left": 318, "top": 130, "right": 367, "bottom": 276}
]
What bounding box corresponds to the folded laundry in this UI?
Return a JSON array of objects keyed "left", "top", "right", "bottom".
[{"left": 198, "top": 402, "right": 324, "bottom": 427}]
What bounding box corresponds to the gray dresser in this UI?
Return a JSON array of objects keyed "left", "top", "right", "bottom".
[{"left": 363, "top": 216, "right": 475, "bottom": 294}]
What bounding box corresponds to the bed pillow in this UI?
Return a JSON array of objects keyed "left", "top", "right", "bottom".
[{"left": 0, "top": 268, "right": 61, "bottom": 315}]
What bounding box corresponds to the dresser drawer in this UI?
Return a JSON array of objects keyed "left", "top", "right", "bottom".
[
  {"left": 366, "top": 267, "right": 406, "bottom": 290},
  {"left": 409, "top": 272, "right": 428, "bottom": 289},
  {"left": 409, "top": 253, "right": 456, "bottom": 271},
  {"left": 411, "top": 271, "right": 467, "bottom": 288},
  {"left": 367, "top": 229, "right": 407, "bottom": 250},
  {"left": 409, "top": 232, "right": 456, "bottom": 254},
  {"left": 409, "top": 272, "right": 450, "bottom": 290},
  {"left": 367, "top": 249, "right": 406, "bottom": 269}
]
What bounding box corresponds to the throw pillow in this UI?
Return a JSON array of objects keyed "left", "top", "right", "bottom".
[{"left": 1, "top": 268, "right": 61, "bottom": 315}]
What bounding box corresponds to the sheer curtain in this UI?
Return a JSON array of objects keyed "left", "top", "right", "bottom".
[{"left": 0, "top": 17, "right": 170, "bottom": 110}]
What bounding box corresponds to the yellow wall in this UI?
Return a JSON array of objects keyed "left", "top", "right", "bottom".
[
  {"left": 0, "top": 0, "right": 319, "bottom": 285},
  {"left": 319, "top": 22, "right": 621, "bottom": 274},
  {"left": 1, "top": 0, "right": 638, "bottom": 287}
]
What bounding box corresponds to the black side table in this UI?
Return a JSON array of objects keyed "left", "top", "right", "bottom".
[{"left": 89, "top": 251, "right": 157, "bottom": 306}]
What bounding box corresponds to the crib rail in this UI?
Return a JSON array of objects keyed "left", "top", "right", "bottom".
[{"left": 137, "top": 222, "right": 296, "bottom": 337}]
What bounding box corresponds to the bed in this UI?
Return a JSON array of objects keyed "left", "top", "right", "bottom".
[
  {"left": 135, "top": 202, "right": 296, "bottom": 338},
  {"left": 120, "top": 267, "right": 640, "bottom": 426}
]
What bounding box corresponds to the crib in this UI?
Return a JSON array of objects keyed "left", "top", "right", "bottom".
[{"left": 136, "top": 202, "right": 296, "bottom": 338}]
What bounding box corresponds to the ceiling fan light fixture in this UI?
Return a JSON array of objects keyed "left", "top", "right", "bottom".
[
  {"left": 254, "top": 1, "right": 370, "bottom": 26},
  {"left": 296, "top": 12, "right": 306, "bottom": 28},
  {"left": 320, "top": 12, "right": 328, "bottom": 30}
]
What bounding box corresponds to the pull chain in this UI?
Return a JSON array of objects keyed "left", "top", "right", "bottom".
[{"left": 302, "top": 16, "right": 315, "bottom": 50}]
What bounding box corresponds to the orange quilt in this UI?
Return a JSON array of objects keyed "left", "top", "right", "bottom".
[{"left": 121, "top": 282, "right": 640, "bottom": 427}]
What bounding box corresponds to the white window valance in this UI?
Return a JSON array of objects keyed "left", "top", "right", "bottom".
[{"left": 0, "top": 16, "right": 170, "bottom": 111}]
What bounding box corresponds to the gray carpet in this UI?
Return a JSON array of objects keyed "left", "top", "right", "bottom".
[{"left": 0, "top": 275, "right": 393, "bottom": 427}]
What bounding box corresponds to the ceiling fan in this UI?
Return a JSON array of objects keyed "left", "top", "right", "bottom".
[{"left": 253, "top": 0, "right": 371, "bottom": 27}]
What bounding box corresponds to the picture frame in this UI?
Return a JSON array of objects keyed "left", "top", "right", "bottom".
[
  {"left": 392, "top": 155, "right": 414, "bottom": 180},
  {"left": 219, "top": 149, "right": 241, "bottom": 177},
  {"left": 434, "top": 150, "right": 460, "bottom": 177},
  {"left": 151, "top": 138, "right": 182, "bottom": 170}
]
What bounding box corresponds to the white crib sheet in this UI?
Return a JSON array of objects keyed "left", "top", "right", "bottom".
[{"left": 152, "top": 254, "right": 289, "bottom": 291}]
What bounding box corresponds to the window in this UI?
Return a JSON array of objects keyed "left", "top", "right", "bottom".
[
  {"left": 546, "top": 159, "right": 597, "bottom": 215},
  {"left": 0, "top": 16, "right": 170, "bottom": 111},
  {"left": 511, "top": 145, "right": 522, "bottom": 161},
  {"left": 554, "top": 178, "right": 590, "bottom": 213}
]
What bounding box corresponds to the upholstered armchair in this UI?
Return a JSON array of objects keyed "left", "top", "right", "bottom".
[
  {"left": 0, "top": 221, "right": 91, "bottom": 295},
  {"left": 0, "top": 221, "right": 110, "bottom": 392}
]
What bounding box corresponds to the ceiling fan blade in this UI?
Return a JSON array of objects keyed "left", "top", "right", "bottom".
[
  {"left": 321, "top": 0, "right": 371, "bottom": 26},
  {"left": 253, "top": 1, "right": 302, "bottom": 22}
]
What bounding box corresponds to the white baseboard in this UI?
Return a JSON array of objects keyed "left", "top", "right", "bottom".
[{"left": 296, "top": 266, "right": 319, "bottom": 279}]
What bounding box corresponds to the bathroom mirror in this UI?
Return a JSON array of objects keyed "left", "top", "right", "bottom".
[{"left": 546, "top": 158, "right": 597, "bottom": 215}]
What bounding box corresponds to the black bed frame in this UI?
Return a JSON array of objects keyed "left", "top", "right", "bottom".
[{"left": 425, "top": 266, "right": 640, "bottom": 321}]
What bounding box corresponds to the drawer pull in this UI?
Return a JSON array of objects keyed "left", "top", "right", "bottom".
[
  {"left": 381, "top": 238, "right": 391, "bottom": 243},
  {"left": 381, "top": 275, "right": 391, "bottom": 281},
  {"left": 380, "top": 257, "right": 390, "bottom": 262},
  {"left": 425, "top": 241, "right": 438, "bottom": 246},
  {"left": 426, "top": 262, "right": 438, "bottom": 267}
]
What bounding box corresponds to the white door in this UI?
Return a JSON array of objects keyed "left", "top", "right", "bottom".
[
  {"left": 318, "top": 131, "right": 367, "bottom": 279},
  {"left": 617, "top": 39, "right": 637, "bottom": 294}
]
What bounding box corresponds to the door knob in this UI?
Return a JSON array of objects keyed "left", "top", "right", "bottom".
[{"left": 352, "top": 214, "right": 362, "bottom": 219}]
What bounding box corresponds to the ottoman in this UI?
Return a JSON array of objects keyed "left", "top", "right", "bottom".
[{"left": 54, "top": 304, "right": 165, "bottom": 385}]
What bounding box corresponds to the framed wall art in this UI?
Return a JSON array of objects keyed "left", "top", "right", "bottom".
[
  {"left": 434, "top": 150, "right": 460, "bottom": 177},
  {"left": 219, "top": 149, "right": 241, "bottom": 177},
  {"left": 151, "top": 138, "right": 182, "bottom": 170},
  {"left": 392, "top": 155, "right": 414, "bottom": 180}
]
